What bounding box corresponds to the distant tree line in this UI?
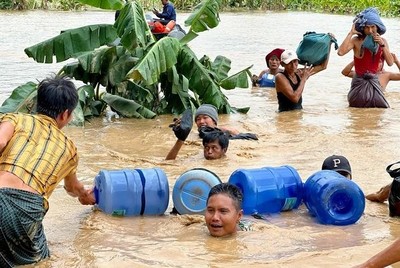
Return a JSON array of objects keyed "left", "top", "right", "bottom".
[{"left": 1, "top": 0, "right": 399, "bottom": 17}]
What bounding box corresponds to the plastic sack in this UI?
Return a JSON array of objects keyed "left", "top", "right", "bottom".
[{"left": 296, "top": 32, "right": 338, "bottom": 66}]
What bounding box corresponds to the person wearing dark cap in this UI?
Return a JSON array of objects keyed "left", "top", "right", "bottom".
[
  {"left": 252, "top": 48, "right": 285, "bottom": 88},
  {"left": 322, "top": 155, "right": 352, "bottom": 179}
]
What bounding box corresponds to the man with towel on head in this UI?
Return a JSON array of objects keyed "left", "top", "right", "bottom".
[{"left": 337, "top": 7, "right": 393, "bottom": 108}]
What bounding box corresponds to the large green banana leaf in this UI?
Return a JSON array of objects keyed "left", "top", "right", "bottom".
[
  {"left": 102, "top": 93, "right": 157, "bottom": 118},
  {"left": 184, "top": 0, "right": 221, "bottom": 33},
  {"left": 77, "top": 0, "right": 124, "bottom": 10},
  {"left": 211, "top": 55, "right": 231, "bottom": 82},
  {"left": 61, "top": 46, "right": 137, "bottom": 91},
  {"left": 177, "top": 46, "right": 230, "bottom": 112},
  {"left": 219, "top": 67, "right": 252, "bottom": 89},
  {"left": 0, "top": 82, "right": 37, "bottom": 114},
  {"left": 24, "top": 24, "right": 118, "bottom": 63},
  {"left": 127, "top": 37, "right": 181, "bottom": 85},
  {"left": 158, "top": 67, "right": 192, "bottom": 114},
  {"left": 121, "top": 80, "right": 156, "bottom": 105},
  {"left": 114, "top": 2, "right": 155, "bottom": 52},
  {"left": 199, "top": 54, "right": 251, "bottom": 89}
]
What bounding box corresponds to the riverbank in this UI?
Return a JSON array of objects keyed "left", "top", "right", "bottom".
[{"left": 1, "top": 0, "right": 399, "bottom": 17}]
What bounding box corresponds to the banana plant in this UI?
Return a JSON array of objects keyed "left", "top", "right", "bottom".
[{"left": 1, "top": 0, "right": 251, "bottom": 125}]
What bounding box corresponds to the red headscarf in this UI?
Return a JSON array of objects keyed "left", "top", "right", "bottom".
[{"left": 265, "top": 48, "right": 285, "bottom": 68}]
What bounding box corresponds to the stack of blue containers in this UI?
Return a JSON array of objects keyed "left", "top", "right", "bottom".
[{"left": 93, "top": 166, "right": 366, "bottom": 226}]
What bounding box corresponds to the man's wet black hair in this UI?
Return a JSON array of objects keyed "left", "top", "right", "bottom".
[
  {"left": 202, "top": 129, "right": 229, "bottom": 150},
  {"left": 207, "top": 183, "right": 243, "bottom": 211},
  {"left": 36, "top": 75, "right": 78, "bottom": 119}
]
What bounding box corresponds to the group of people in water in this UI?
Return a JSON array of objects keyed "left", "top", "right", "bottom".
[
  {"left": 1, "top": 5, "right": 400, "bottom": 268},
  {"left": 253, "top": 7, "right": 400, "bottom": 112}
]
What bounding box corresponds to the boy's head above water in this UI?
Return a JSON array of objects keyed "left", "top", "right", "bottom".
[{"left": 205, "top": 183, "right": 243, "bottom": 237}]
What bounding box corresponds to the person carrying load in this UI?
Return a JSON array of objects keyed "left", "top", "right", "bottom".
[{"left": 337, "top": 7, "right": 393, "bottom": 108}]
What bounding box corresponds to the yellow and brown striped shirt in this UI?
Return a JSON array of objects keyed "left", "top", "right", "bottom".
[{"left": 0, "top": 113, "right": 78, "bottom": 206}]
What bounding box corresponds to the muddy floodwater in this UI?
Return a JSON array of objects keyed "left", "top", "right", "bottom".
[{"left": 1, "top": 9, "right": 400, "bottom": 268}]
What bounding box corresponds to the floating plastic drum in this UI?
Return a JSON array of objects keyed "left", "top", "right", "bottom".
[
  {"left": 172, "top": 168, "right": 222, "bottom": 214},
  {"left": 303, "top": 170, "right": 365, "bottom": 225},
  {"left": 228, "top": 166, "right": 303, "bottom": 215},
  {"left": 94, "top": 168, "right": 169, "bottom": 216},
  {"left": 135, "top": 168, "right": 169, "bottom": 215}
]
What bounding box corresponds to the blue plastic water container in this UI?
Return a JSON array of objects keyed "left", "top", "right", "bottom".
[
  {"left": 228, "top": 166, "right": 303, "bottom": 215},
  {"left": 303, "top": 170, "right": 365, "bottom": 225},
  {"left": 172, "top": 168, "right": 222, "bottom": 215},
  {"left": 94, "top": 168, "right": 169, "bottom": 216}
]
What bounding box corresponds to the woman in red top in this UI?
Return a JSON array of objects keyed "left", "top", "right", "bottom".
[{"left": 337, "top": 7, "right": 393, "bottom": 108}]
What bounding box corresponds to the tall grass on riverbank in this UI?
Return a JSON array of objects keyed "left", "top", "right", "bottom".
[{"left": 1, "top": 0, "right": 398, "bottom": 17}]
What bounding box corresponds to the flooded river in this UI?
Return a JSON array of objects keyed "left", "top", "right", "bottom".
[{"left": 1, "top": 9, "right": 400, "bottom": 268}]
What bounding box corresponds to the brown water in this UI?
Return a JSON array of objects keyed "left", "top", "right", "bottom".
[{"left": 2, "top": 10, "right": 400, "bottom": 268}]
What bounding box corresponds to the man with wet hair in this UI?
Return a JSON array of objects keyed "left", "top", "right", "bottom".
[
  {"left": 0, "top": 75, "right": 95, "bottom": 266},
  {"left": 202, "top": 128, "right": 229, "bottom": 160},
  {"left": 205, "top": 183, "right": 244, "bottom": 237},
  {"left": 165, "top": 109, "right": 229, "bottom": 160}
]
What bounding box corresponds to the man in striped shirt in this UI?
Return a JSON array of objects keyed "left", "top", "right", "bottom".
[{"left": 0, "top": 76, "right": 95, "bottom": 267}]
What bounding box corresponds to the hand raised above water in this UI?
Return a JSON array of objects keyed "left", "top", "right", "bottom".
[
  {"left": 298, "top": 63, "right": 314, "bottom": 81},
  {"left": 169, "top": 108, "right": 193, "bottom": 141}
]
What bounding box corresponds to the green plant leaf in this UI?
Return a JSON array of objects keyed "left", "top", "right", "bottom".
[
  {"left": 71, "top": 102, "right": 85, "bottom": 126},
  {"left": 184, "top": 0, "right": 221, "bottom": 33},
  {"left": 211, "top": 55, "right": 231, "bottom": 82},
  {"left": 102, "top": 93, "right": 157, "bottom": 118},
  {"left": 127, "top": 37, "right": 181, "bottom": 85},
  {"left": 0, "top": 82, "right": 37, "bottom": 114},
  {"left": 114, "top": 2, "right": 156, "bottom": 51},
  {"left": 24, "top": 24, "right": 118, "bottom": 63},
  {"left": 219, "top": 66, "right": 252, "bottom": 89},
  {"left": 158, "top": 66, "right": 192, "bottom": 114},
  {"left": 108, "top": 53, "right": 138, "bottom": 86},
  {"left": 76, "top": 0, "right": 124, "bottom": 10},
  {"left": 177, "top": 46, "right": 231, "bottom": 112},
  {"left": 178, "top": 31, "right": 198, "bottom": 45}
]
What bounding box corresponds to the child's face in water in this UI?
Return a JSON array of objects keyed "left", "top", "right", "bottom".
[
  {"left": 203, "top": 140, "right": 226, "bottom": 160},
  {"left": 205, "top": 193, "right": 243, "bottom": 237}
]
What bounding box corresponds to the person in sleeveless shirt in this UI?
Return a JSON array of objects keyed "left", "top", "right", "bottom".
[
  {"left": 275, "top": 49, "right": 330, "bottom": 112},
  {"left": 337, "top": 7, "right": 393, "bottom": 108},
  {"left": 0, "top": 76, "right": 95, "bottom": 267}
]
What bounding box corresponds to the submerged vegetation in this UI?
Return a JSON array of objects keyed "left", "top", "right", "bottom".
[
  {"left": 1, "top": 0, "right": 399, "bottom": 17},
  {"left": 0, "top": 0, "right": 251, "bottom": 125}
]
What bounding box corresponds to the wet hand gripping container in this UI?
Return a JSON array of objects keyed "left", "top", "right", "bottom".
[
  {"left": 94, "top": 168, "right": 169, "bottom": 216},
  {"left": 228, "top": 166, "right": 303, "bottom": 215},
  {"left": 303, "top": 170, "right": 365, "bottom": 225},
  {"left": 172, "top": 168, "right": 222, "bottom": 215}
]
